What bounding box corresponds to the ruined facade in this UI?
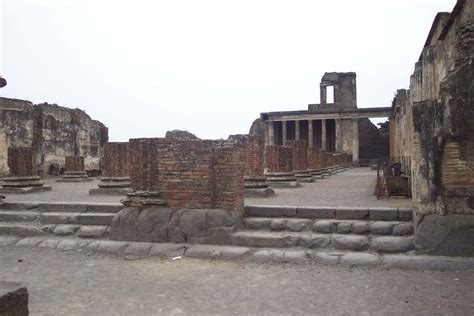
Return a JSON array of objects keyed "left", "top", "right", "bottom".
[
  {"left": 260, "top": 72, "right": 391, "bottom": 164},
  {"left": 389, "top": 0, "right": 474, "bottom": 256},
  {"left": 0, "top": 97, "right": 108, "bottom": 176}
]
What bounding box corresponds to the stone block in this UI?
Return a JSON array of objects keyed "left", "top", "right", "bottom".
[
  {"left": 0, "top": 224, "right": 44, "bottom": 237},
  {"left": 15, "top": 237, "right": 45, "bottom": 247},
  {"left": 340, "top": 252, "right": 382, "bottom": 267},
  {"left": 369, "top": 208, "right": 399, "bottom": 221},
  {"left": 282, "top": 251, "right": 310, "bottom": 264},
  {"left": 57, "top": 239, "right": 80, "bottom": 251},
  {"left": 337, "top": 222, "right": 353, "bottom": 234},
  {"left": 53, "top": 224, "right": 80, "bottom": 236},
  {"left": 244, "top": 218, "right": 272, "bottom": 230},
  {"left": 40, "top": 213, "right": 71, "bottom": 224},
  {"left": 38, "top": 203, "right": 87, "bottom": 213},
  {"left": 382, "top": 254, "right": 474, "bottom": 271},
  {"left": 370, "top": 236, "right": 414, "bottom": 253},
  {"left": 286, "top": 219, "right": 313, "bottom": 232},
  {"left": 398, "top": 209, "right": 413, "bottom": 221},
  {"left": 251, "top": 249, "right": 284, "bottom": 262},
  {"left": 185, "top": 245, "right": 251, "bottom": 260},
  {"left": 150, "top": 243, "right": 188, "bottom": 259},
  {"left": 297, "top": 207, "right": 335, "bottom": 219},
  {"left": 122, "top": 242, "right": 153, "bottom": 258},
  {"left": 75, "top": 213, "right": 114, "bottom": 226},
  {"left": 392, "top": 223, "right": 413, "bottom": 236},
  {"left": 331, "top": 234, "right": 369, "bottom": 251},
  {"left": 370, "top": 222, "right": 393, "bottom": 235},
  {"left": 270, "top": 219, "right": 287, "bottom": 231},
  {"left": 76, "top": 225, "right": 109, "bottom": 238},
  {"left": 335, "top": 207, "right": 369, "bottom": 220},
  {"left": 312, "top": 251, "right": 340, "bottom": 265},
  {"left": 245, "top": 205, "right": 297, "bottom": 217},
  {"left": 312, "top": 220, "right": 335, "bottom": 233},
  {"left": 0, "top": 236, "right": 21, "bottom": 246},
  {"left": 299, "top": 234, "right": 331, "bottom": 249},
  {"left": 88, "top": 240, "right": 130, "bottom": 255},
  {"left": 38, "top": 239, "right": 61, "bottom": 248},
  {"left": 352, "top": 221, "right": 369, "bottom": 234}
]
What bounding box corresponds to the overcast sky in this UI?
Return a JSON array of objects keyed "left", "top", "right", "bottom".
[{"left": 1, "top": 0, "right": 455, "bottom": 141}]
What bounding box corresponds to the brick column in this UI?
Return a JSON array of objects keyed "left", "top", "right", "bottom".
[
  {"left": 58, "top": 156, "right": 92, "bottom": 182},
  {"left": 295, "top": 121, "right": 300, "bottom": 140},
  {"left": 1, "top": 147, "right": 51, "bottom": 193},
  {"left": 90, "top": 142, "right": 131, "bottom": 195},
  {"left": 268, "top": 121, "right": 275, "bottom": 146},
  {"left": 282, "top": 121, "right": 287, "bottom": 145},
  {"left": 308, "top": 120, "right": 313, "bottom": 148},
  {"left": 335, "top": 118, "right": 342, "bottom": 152}
]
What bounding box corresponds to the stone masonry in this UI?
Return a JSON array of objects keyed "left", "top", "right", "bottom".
[{"left": 0, "top": 147, "right": 51, "bottom": 193}]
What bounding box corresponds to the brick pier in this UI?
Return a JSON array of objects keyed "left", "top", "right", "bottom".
[{"left": 57, "top": 156, "right": 92, "bottom": 182}]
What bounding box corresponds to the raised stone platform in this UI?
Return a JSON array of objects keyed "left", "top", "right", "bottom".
[
  {"left": 244, "top": 188, "right": 275, "bottom": 198},
  {"left": 89, "top": 187, "right": 132, "bottom": 196},
  {"left": 0, "top": 186, "right": 52, "bottom": 194},
  {"left": 265, "top": 172, "right": 301, "bottom": 189},
  {"left": 244, "top": 176, "right": 275, "bottom": 198},
  {"left": 294, "top": 171, "right": 314, "bottom": 183},
  {"left": 90, "top": 177, "right": 132, "bottom": 195},
  {"left": 0, "top": 176, "right": 52, "bottom": 194},
  {"left": 0, "top": 281, "right": 29, "bottom": 316},
  {"left": 57, "top": 172, "right": 93, "bottom": 183}
]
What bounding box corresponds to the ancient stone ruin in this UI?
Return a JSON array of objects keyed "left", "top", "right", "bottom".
[
  {"left": 0, "top": 147, "right": 51, "bottom": 193},
  {"left": 57, "top": 156, "right": 92, "bottom": 182}
]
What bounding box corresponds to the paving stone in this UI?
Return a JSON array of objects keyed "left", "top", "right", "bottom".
[
  {"left": 370, "top": 236, "right": 414, "bottom": 253},
  {"left": 186, "top": 245, "right": 251, "bottom": 260},
  {"left": 150, "top": 243, "right": 188, "bottom": 259},
  {"left": 382, "top": 254, "right": 474, "bottom": 271},
  {"left": 352, "top": 221, "right": 369, "bottom": 234},
  {"left": 243, "top": 218, "right": 272, "bottom": 230},
  {"left": 340, "top": 252, "right": 381, "bottom": 267},
  {"left": 337, "top": 222, "right": 353, "bottom": 234},
  {"left": 369, "top": 208, "right": 399, "bottom": 221},
  {"left": 312, "top": 220, "right": 336, "bottom": 233},
  {"left": 393, "top": 223, "right": 413, "bottom": 236},
  {"left": 0, "top": 236, "right": 21, "bottom": 246},
  {"left": 76, "top": 225, "right": 109, "bottom": 238},
  {"left": 53, "top": 224, "right": 80, "bottom": 236},
  {"left": 312, "top": 251, "right": 341, "bottom": 265},
  {"left": 286, "top": 219, "right": 313, "bottom": 232},
  {"left": 122, "top": 242, "right": 153, "bottom": 258},
  {"left": 370, "top": 222, "right": 393, "bottom": 235},
  {"left": 299, "top": 234, "right": 331, "bottom": 249},
  {"left": 38, "top": 239, "right": 61, "bottom": 248},
  {"left": 332, "top": 235, "right": 369, "bottom": 251},
  {"left": 15, "top": 237, "right": 45, "bottom": 247},
  {"left": 57, "top": 239, "right": 80, "bottom": 251},
  {"left": 335, "top": 208, "right": 369, "bottom": 220},
  {"left": 270, "top": 219, "right": 287, "bottom": 231},
  {"left": 282, "top": 251, "right": 309, "bottom": 264},
  {"left": 245, "top": 205, "right": 297, "bottom": 217},
  {"left": 297, "top": 207, "right": 335, "bottom": 219}
]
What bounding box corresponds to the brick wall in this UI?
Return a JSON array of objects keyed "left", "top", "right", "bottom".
[
  {"left": 65, "top": 156, "right": 85, "bottom": 172},
  {"left": 308, "top": 147, "right": 321, "bottom": 170},
  {"left": 128, "top": 138, "right": 244, "bottom": 212},
  {"left": 7, "top": 147, "right": 37, "bottom": 177},
  {"left": 228, "top": 134, "right": 264, "bottom": 177},
  {"left": 286, "top": 140, "right": 308, "bottom": 171},
  {"left": 265, "top": 145, "right": 293, "bottom": 173},
  {"left": 102, "top": 142, "right": 129, "bottom": 178}
]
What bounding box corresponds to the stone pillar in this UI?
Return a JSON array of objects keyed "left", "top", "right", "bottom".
[
  {"left": 268, "top": 121, "right": 275, "bottom": 146},
  {"left": 90, "top": 142, "right": 132, "bottom": 195},
  {"left": 352, "top": 119, "right": 359, "bottom": 165},
  {"left": 308, "top": 120, "right": 313, "bottom": 148},
  {"left": 1, "top": 147, "right": 51, "bottom": 193},
  {"left": 321, "top": 119, "right": 327, "bottom": 150},
  {"left": 335, "top": 119, "right": 342, "bottom": 152},
  {"left": 295, "top": 120, "right": 300, "bottom": 141},
  {"left": 58, "top": 156, "right": 92, "bottom": 182},
  {"left": 282, "top": 121, "right": 287, "bottom": 145},
  {"left": 320, "top": 85, "right": 327, "bottom": 104}
]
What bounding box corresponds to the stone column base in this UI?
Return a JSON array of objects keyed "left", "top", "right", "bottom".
[
  {"left": 309, "top": 169, "right": 324, "bottom": 179},
  {"left": 57, "top": 171, "right": 93, "bottom": 182},
  {"left": 294, "top": 171, "right": 314, "bottom": 183},
  {"left": 265, "top": 172, "right": 300, "bottom": 188},
  {"left": 0, "top": 176, "right": 52, "bottom": 194},
  {"left": 89, "top": 177, "right": 132, "bottom": 195}
]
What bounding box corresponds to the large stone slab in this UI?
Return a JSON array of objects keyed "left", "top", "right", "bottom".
[{"left": 245, "top": 205, "right": 297, "bottom": 217}]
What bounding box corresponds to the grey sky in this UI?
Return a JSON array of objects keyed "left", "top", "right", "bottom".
[{"left": 1, "top": 0, "right": 455, "bottom": 141}]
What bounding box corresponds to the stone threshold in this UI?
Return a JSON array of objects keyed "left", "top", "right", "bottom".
[{"left": 1, "top": 235, "right": 473, "bottom": 272}]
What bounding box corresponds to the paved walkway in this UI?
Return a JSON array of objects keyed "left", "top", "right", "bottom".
[
  {"left": 2, "top": 168, "right": 411, "bottom": 208},
  {"left": 1, "top": 246, "right": 473, "bottom": 315},
  {"left": 247, "top": 168, "right": 412, "bottom": 208}
]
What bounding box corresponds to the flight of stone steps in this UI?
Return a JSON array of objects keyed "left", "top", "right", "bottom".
[
  {"left": 232, "top": 205, "right": 414, "bottom": 254},
  {"left": 0, "top": 202, "right": 122, "bottom": 239}
]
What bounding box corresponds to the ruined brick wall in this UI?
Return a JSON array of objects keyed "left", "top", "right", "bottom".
[
  {"left": 0, "top": 98, "right": 108, "bottom": 176},
  {"left": 65, "top": 156, "right": 85, "bottom": 172},
  {"left": 286, "top": 140, "right": 308, "bottom": 171},
  {"left": 228, "top": 134, "right": 264, "bottom": 177},
  {"left": 308, "top": 147, "right": 321, "bottom": 170},
  {"left": 128, "top": 138, "right": 244, "bottom": 212},
  {"left": 7, "top": 147, "right": 37, "bottom": 176},
  {"left": 102, "top": 142, "right": 129, "bottom": 178},
  {"left": 265, "top": 145, "right": 293, "bottom": 173}
]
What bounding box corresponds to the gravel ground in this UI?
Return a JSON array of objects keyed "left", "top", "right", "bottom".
[
  {"left": 0, "top": 246, "right": 473, "bottom": 315},
  {"left": 247, "top": 168, "right": 412, "bottom": 208},
  {"left": 2, "top": 168, "right": 411, "bottom": 208}
]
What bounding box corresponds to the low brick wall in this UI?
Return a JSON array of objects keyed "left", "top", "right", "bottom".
[
  {"left": 265, "top": 145, "right": 293, "bottom": 173},
  {"left": 286, "top": 140, "right": 308, "bottom": 172}
]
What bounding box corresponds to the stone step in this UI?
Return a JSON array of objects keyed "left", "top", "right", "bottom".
[
  {"left": 0, "top": 222, "right": 110, "bottom": 239},
  {"left": 245, "top": 205, "right": 413, "bottom": 221},
  {"left": 0, "top": 202, "right": 123, "bottom": 214},
  {"left": 39, "top": 212, "right": 115, "bottom": 226},
  {"left": 0, "top": 223, "right": 44, "bottom": 237},
  {"left": 243, "top": 217, "right": 413, "bottom": 236},
  {"left": 0, "top": 210, "right": 39, "bottom": 222},
  {"left": 231, "top": 230, "right": 414, "bottom": 253}
]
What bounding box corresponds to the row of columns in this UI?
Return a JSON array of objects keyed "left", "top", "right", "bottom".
[{"left": 267, "top": 118, "right": 359, "bottom": 162}]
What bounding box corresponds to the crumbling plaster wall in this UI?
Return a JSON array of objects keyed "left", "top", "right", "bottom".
[{"left": 0, "top": 97, "right": 108, "bottom": 176}]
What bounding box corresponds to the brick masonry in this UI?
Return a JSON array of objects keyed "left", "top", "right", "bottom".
[
  {"left": 102, "top": 142, "right": 129, "bottom": 178},
  {"left": 265, "top": 145, "right": 293, "bottom": 173},
  {"left": 65, "top": 156, "right": 85, "bottom": 172},
  {"left": 228, "top": 135, "right": 265, "bottom": 177},
  {"left": 286, "top": 140, "right": 308, "bottom": 172},
  {"left": 128, "top": 138, "right": 244, "bottom": 212},
  {"left": 7, "top": 147, "right": 37, "bottom": 177}
]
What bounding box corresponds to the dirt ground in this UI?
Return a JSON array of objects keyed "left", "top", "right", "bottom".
[{"left": 1, "top": 246, "right": 473, "bottom": 315}]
